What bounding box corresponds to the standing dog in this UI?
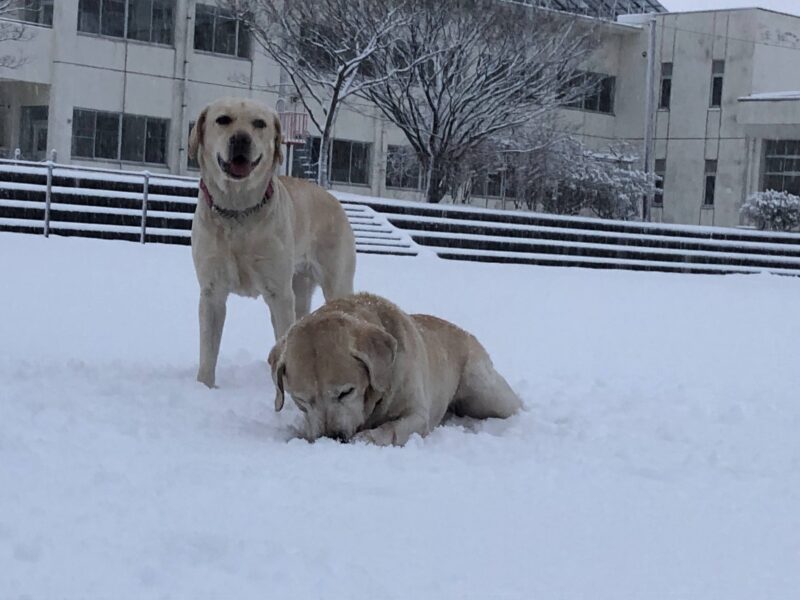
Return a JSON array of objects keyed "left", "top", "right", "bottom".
[
  {"left": 189, "top": 98, "right": 356, "bottom": 388},
  {"left": 268, "top": 293, "right": 522, "bottom": 446}
]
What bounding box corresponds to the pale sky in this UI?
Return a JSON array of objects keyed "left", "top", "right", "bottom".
[{"left": 661, "top": 0, "right": 800, "bottom": 17}]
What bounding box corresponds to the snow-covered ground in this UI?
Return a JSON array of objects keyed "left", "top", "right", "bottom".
[{"left": 1, "top": 232, "right": 799, "bottom": 599}]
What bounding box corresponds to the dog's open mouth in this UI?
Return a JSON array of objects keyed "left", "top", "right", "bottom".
[{"left": 217, "top": 153, "right": 262, "bottom": 179}]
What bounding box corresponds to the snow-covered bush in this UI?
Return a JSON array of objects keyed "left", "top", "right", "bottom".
[{"left": 740, "top": 190, "right": 800, "bottom": 231}]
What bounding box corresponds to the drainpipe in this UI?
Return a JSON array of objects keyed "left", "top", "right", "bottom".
[
  {"left": 642, "top": 17, "right": 657, "bottom": 222},
  {"left": 178, "top": 3, "right": 192, "bottom": 173}
]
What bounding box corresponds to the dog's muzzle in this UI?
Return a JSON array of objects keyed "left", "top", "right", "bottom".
[{"left": 218, "top": 132, "right": 262, "bottom": 179}]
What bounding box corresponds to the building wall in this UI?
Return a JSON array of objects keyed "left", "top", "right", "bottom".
[{"left": 5, "top": 4, "right": 800, "bottom": 227}]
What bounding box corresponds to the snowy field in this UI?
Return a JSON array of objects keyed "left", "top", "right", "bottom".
[{"left": 1, "top": 232, "right": 800, "bottom": 599}]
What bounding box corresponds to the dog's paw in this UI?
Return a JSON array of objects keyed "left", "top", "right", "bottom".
[
  {"left": 352, "top": 427, "right": 395, "bottom": 447},
  {"left": 196, "top": 371, "right": 217, "bottom": 389}
]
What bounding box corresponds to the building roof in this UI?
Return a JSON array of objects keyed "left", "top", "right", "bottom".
[{"left": 526, "top": 0, "right": 666, "bottom": 18}]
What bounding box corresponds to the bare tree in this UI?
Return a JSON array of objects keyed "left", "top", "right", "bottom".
[
  {"left": 359, "top": 0, "right": 598, "bottom": 203},
  {"left": 226, "top": 0, "right": 430, "bottom": 188},
  {"left": 0, "top": 1, "right": 32, "bottom": 70}
]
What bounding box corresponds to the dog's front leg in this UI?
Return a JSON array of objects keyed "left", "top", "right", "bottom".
[
  {"left": 264, "top": 285, "right": 296, "bottom": 340},
  {"left": 353, "top": 412, "right": 430, "bottom": 447},
  {"left": 197, "top": 286, "right": 228, "bottom": 388}
]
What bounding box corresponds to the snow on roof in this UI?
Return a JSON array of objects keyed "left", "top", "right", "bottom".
[{"left": 738, "top": 91, "right": 800, "bottom": 102}]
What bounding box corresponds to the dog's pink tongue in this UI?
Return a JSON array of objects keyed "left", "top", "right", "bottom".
[{"left": 229, "top": 159, "right": 251, "bottom": 177}]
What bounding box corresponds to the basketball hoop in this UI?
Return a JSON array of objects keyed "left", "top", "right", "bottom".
[{"left": 278, "top": 111, "right": 309, "bottom": 146}]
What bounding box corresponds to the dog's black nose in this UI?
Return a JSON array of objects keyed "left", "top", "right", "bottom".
[{"left": 229, "top": 132, "right": 251, "bottom": 160}]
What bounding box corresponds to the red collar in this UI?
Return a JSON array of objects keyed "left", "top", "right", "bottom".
[{"left": 199, "top": 179, "right": 274, "bottom": 219}]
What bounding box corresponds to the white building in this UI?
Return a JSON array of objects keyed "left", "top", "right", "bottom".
[{"left": 3, "top": 1, "right": 800, "bottom": 228}]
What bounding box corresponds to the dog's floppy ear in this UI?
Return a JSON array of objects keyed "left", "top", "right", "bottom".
[
  {"left": 352, "top": 323, "right": 397, "bottom": 394},
  {"left": 272, "top": 113, "right": 284, "bottom": 168},
  {"left": 268, "top": 336, "right": 287, "bottom": 412},
  {"left": 188, "top": 107, "right": 208, "bottom": 161}
]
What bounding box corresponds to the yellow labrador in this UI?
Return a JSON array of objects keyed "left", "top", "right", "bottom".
[
  {"left": 189, "top": 97, "right": 356, "bottom": 388},
  {"left": 269, "top": 293, "right": 522, "bottom": 446}
]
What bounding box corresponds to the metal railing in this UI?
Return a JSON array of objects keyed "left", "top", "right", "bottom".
[{"left": 0, "top": 151, "right": 199, "bottom": 243}]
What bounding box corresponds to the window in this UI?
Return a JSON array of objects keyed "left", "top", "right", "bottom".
[
  {"left": 565, "top": 72, "right": 616, "bottom": 115},
  {"left": 763, "top": 140, "right": 800, "bottom": 196},
  {"left": 710, "top": 60, "right": 724, "bottom": 108},
  {"left": 77, "top": 0, "right": 174, "bottom": 45},
  {"left": 659, "top": 62, "right": 672, "bottom": 110},
  {"left": 289, "top": 137, "right": 371, "bottom": 184},
  {"left": 703, "top": 160, "right": 717, "bottom": 206},
  {"left": 194, "top": 4, "right": 251, "bottom": 58},
  {"left": 71, "top": 108, "right": 169, "bottom": 164},
  {"left": 4, "top": 0, "right": 53, "bottom": 26},
  {"left": 385, "top": 145, "right": 422, "bottom": 189},
  {"left": 331, "top": 139, "right": 371, "bottom": 185},
  {"left": 291, "top": 136, "right": 321, "bottom": 179},
  {"left": 20, "top": 106, "right": 49, "bottom": 161},
  {"left": 653, "top": 158, "right": 666, "bottom": 205},
  {"left": 471, "top": 169, "right": 515, "bottom": 199}
]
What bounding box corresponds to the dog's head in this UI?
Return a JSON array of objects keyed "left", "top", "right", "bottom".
[
  {"left": 268, "top": 313, "right": 397, "bottom": 442},
  {"left": 189, "top": 97, "right": 283, "bottom": 189}
]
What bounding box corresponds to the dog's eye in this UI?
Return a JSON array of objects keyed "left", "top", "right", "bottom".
[
  {"left": 252, "top": 119, "right": 267, "bottom": 129},
  {"left": 216, "top": 115, "right": 232, "bottom": 126},
  {"left": 337, "top": 387, "right": 355, "bottom": 400}
]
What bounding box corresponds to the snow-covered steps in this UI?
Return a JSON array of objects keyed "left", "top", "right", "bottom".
[
  {"left": 336, "top": 193, "right": 800, "bottom": 275},
  {"left": 0, "top": 162, "right": 420, "bottom": 257}
]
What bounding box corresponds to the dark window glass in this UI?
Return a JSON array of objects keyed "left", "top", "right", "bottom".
[
  {"left": 127, "top": 0, "right": 152, "bottom": 42},
  {"left": 654, "top": 158, "right": 666, "bottom": 205},
  {"left": 237, "top": 20, "right": 251, "bottom": 59},
  {"left": 78, "top": 0, "right": 101, "bottom": 33},
  {"left": 486, "top": 171, "right": 503, "bottom": 197},
  {"left": 598, "top": 76, "right": 615, "bottom": 114},
  {"left": 214, "top": 11, "right": 237, "bottom": 56},
  {"left": 101, "top": 0, "right": 126, "bottom": 38},
  {"left": 95, "top": 112, "right": 120, "bottom": 159},
  {"left": 762, "top": 139, "right": 800, "bottom": 196},
  {"left": 144, "top": 118, "right": 168, "bottom": 163},
  {"left": 330, "top": 139, "right": 352, "bottom": 183},
  {"left": 349, "top": 142, "right": 370, "bottom": 185},
  {"left": 72, "top": 109, "right": 96, "bottom": 158},
  {"left": 710, "top": 60, "right": 724, "bottom": 108},
  {"left": 659, "top": 63, "right": 672, "bottom": 110},
  {"left": 121, "top": 114, "right": 146, "bottom": 162},
  {"left": 704, "top": 160, "right": 717, "bottom": 206},
  {"left": 14, "top": 0, "right": 54, "bottom": 25},
  {"left": 194, "top": 4, "right": 215, "bottom": 52},
  {"left": 194, "top": 4, "right": 249, "bottom": 57},
  {"left": 152, "top": 0, "right": 174, "bottom": 44}
]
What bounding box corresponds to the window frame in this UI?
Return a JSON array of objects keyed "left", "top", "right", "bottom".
[
  {"left": 289, "top": 136, "right": 371, "bottom": 185},
  {"left": 710, "top": 60, "right": 725, "bottom": 109},
  {"left": 654, "top": 158, "right": 666, "bottom": 205},
  {"left": 4, "top": 0, "right": 54, "bottom": 26},
  {"left": 659, "top": 62, "right": 672, "bottom": 110},
  {"left": 564, "top": 71, "right": 616, "bottom": 115},
  {"left": 193, "top": 3, "right": 251, "bottom": 59},
  {"left": 762, "top": 139, "right": 800, "bottom": 197},
  {"left": 703, "top": 159, "right": 717, "bottom": 207},
  {"left": 76, "top": 0, "right": 175, "bottom": 46},
  {"left": 331, "top": 139, "right": 371, "bottom": 186},
  {"left": 71, "top": 107, "right": 169, "bottom": 165}
]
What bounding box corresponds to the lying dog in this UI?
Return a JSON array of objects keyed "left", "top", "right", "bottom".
[
  {"left": 268, "top": 293, "right": 521, "bottom": 446},
  {"left": 189, "top": 97, "right": 356, "bottom": 388}
]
